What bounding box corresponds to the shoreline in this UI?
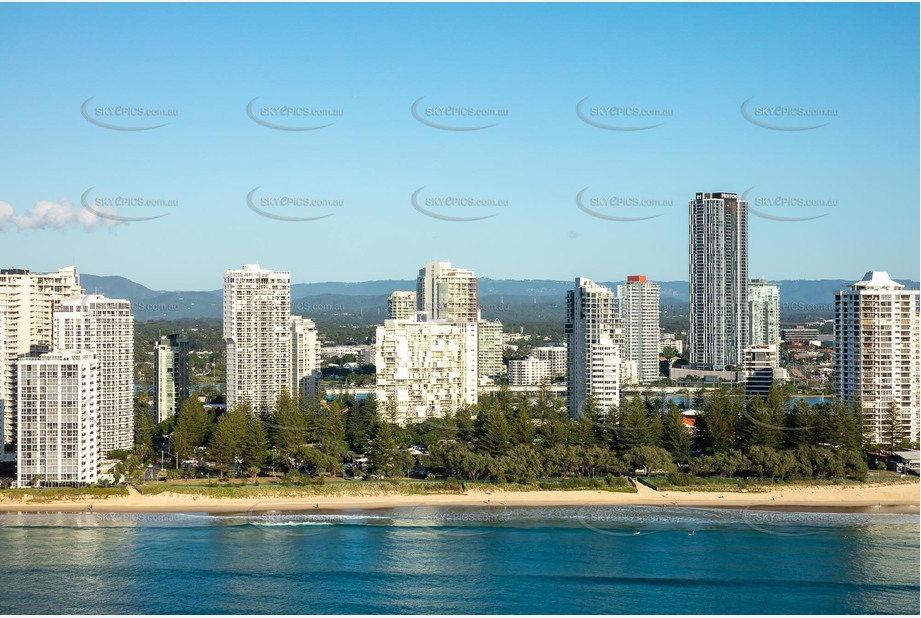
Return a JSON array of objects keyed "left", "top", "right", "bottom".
[{"left": 0, "top": 480, "right": 917, "bottom": 516}]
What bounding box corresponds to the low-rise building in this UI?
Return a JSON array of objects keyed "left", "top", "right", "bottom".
[
  {"left": 508, "top": 357, "right": 551, "bottom": 386},
  {"left": 532, "top": 344, "right": 567, "bottom": 377},
  {"left": 782, "top": 326, "right": 820, "bottom": 344}
]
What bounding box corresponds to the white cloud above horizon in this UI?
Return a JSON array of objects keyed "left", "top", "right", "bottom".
[{"left": 0, "top": 199, "right": 119, "bottom": 232}]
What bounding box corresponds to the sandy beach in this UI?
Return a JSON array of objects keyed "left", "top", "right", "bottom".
[{"left": 1, "top": 480, "right": 918, "bottom": 515}]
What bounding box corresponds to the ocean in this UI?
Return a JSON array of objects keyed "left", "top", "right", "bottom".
[{"left": 0, "top": 506, "right": 917, "bottom": 614}]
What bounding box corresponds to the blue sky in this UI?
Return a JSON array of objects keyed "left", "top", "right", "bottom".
[{"left": 0, "top": 2, "right": 917, "bottom": 290}]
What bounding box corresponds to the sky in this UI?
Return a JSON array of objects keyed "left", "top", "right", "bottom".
[{"left": 0, "top": 2, "right": 918, "bottom": 290}]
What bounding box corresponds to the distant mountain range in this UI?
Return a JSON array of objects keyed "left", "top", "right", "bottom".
[{"left": 79, "top": 274, "right": 919, "bottom": 323}]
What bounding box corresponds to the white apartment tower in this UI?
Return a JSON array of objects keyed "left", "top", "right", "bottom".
[
  {"left": 834, "top": 272, "right": 921, "bottom": 445},
  {"left": 617, "top": 275, "right": 661, "bottom": 383},
  {"left": 223, "top": 264, "right": 292, "bottom": 413},
  {"left": 0, "top": 266, "right": 82, "bottom": 446},
  {"left": 749, "top": 279, "right": 781, "bottom": 363},
  {"left": 375, "top": 312, "right": 478, "bottom": 424},
  {"left": 16, "top": 350, "right": 99, "bottom": 487},
  {"left": 387, "top": 291, "right": 417, "bottom": 320},
  {"left": 689, "top": 192, "right": 749, "bottom": 370},
  {"left": 414, "top": 261, "right": 502, "bottom": 382},
  {"left": 566, "top": 278, "right": 621, "bottom": 418},
  {"left": 54, "top": 295, "right": 134, "bottom": 460},
  {"left": 416, "top": 261, "right": 479, "bottom": 322},
  {"left": 291, "top": 316, "right": 321, "bottom": 402}
]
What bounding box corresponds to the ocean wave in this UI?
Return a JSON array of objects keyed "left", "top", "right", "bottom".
[{"left": 1, "top": 506, "right": 917, "bottom": 531}]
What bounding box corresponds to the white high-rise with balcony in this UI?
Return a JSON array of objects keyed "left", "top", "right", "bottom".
[
  {"left": 387, "top": 291, "right": 417, "bottom": 320},
  {"left": 414, "top": 261, "right": 501, "bottom": 382},
  {"left": 416, "top": 262, "right": 478, "bottom": 322},
  {"left": 567, "top": 278, "right": 620, "bottom": 417},
  {"left": 749, "top": 279, "right": 781, "bottom": 363},
  {"left": 223, "top": 264, "right": 291, "bottom": 413},
  {"left": 54, "top": 295, "right": 134, "bottom": 461},
  {"left": 835, "top": 272, "right": 920, "bottom": 445},
  {"left": 0, "top": 266, "right": 82, "bottom": 446},
  {"left": 689, "top": 192, "right": 748, "bottom": 370},
  {"left": 16, "top": 350, "right": 99, "bottom": 487},
  {"left": 618, "top": 275, "right": 660, "bottom": 383},
  {"left": 291, "top": 316, "right": 321, "bottom": 402},
  {"left": 375, "top": 312, "right": 478, "bottom": 424}
]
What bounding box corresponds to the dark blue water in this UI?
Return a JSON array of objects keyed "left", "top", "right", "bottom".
[
  {"left": 0, "top": 507, "right": 917, "bottom": 614},
  {"left": 661, "top": 395, "right": 833, "bottom": 407}
]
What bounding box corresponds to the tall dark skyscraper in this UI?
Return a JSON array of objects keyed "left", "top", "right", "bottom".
[{"left": 689, "top": 192, "right": 749, "bottom": 370}]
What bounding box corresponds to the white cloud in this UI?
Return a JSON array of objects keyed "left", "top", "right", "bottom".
[
  {"left": 1, "top": 199, "right": 119, "bottom": 231},
  {"left": 0, "top": 201, "right": 14, "bottom": 230}
]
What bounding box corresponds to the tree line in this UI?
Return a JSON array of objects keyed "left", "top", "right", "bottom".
[{"left": 132, "top": 384, "right": 883, "bottom": 484}]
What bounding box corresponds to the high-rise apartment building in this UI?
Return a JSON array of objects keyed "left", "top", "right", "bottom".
[
  {"left": 416, "top": 262, "right": 478, "bottom": 322},
  {"left": 16, "top": 350, "right": 99, "bottom": 487},
  {"left": 414, "top": 261, "right": 501, "bottom": 382},
  {"left": 743, "top": 344, "right": 786, "bottom": 399},
  {"left": 617, "top": 275, "right": 661, "bottom": 383},
  {"left": 835, "top": 272, "right": 920, "bottom": 445},
  {"left": 387, "top": 291, "right": 417, "bottom": 320},
  {"left": 689, "top": 192, "right": 749, "bottom": 370},
  {"left": 375, "top": 312, "right": 478, "bottom": 424},
  {"left": 477, "top": 319, "right": 503, "bottom": 378},
  {"left": 291, "top": 316, "right": 321, "bottom": 402},
  {"left": 0, "top": 266, "right": 82, "bottom": 445},
  {"left": 153, "top": 334, "right": 190, "bottom": 424},
  {"left": 54, "top": 294, "right": 134, "bottom": 460},
  {"left": 566, "top": 278, "right": 620, "bottom": 417},
  {"left": 223, "top": 264, "right": 291, "bottom": 413},
  {"left": 749, "top": 279, "right": 781, "bottom": 362}
]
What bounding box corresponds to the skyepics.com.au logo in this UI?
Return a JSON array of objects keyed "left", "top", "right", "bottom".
[
  {"left": 246, "top": 97, "right": 344, "bottom": 131},
  {"left": 132, "top": 302, "right": 181, "bottom": 314},
  {"left": 576, "top": 97, "right": 673, "bottom": 131},
  {"left": 576, "top": 188, "right": 673, "bottom": 222},
  {"left": 741, "top": 187, "right": 836, "bottom": 222},
  {"left": 246, "top": 502, "right": 341, "bottom": 538},
  {"left": 782, "top": 302, "right": 835, "bottom": 313},
  {"left": 81, "top": 97, "right": 178, "bottom": 131},
  {"left": 293, "top": 301, "right": 347, "bottom": 314},
  {"left": 409, "top": 503, "right": 512, "bottom": 537},
  {"left": 411, "top": 187, "right": 508, "bottom": 222},
  {"left": 93, "top": 512, "right": 185, "bottom": 525},
  {"left": 741, "top": 506, "right": 849, "bottom": 537},
  {"left": 81, "top": 188, "right": 178, "bottom": 223},
  {"left": 740, "top": 97, "right": 837, "bottom": 131},
  {"left": 411, "top": 97, "right": 507, "bottom": 131},
  {"left": 577, "top": 504, "right": 674, "bottom": 537},
  {"left": 246, "top": 187, "right": 343, "bottom": 222}
]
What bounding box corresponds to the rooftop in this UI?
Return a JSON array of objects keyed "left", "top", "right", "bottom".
[{"left": 851, "top": 271, "right": 903, "bottom": 290}]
